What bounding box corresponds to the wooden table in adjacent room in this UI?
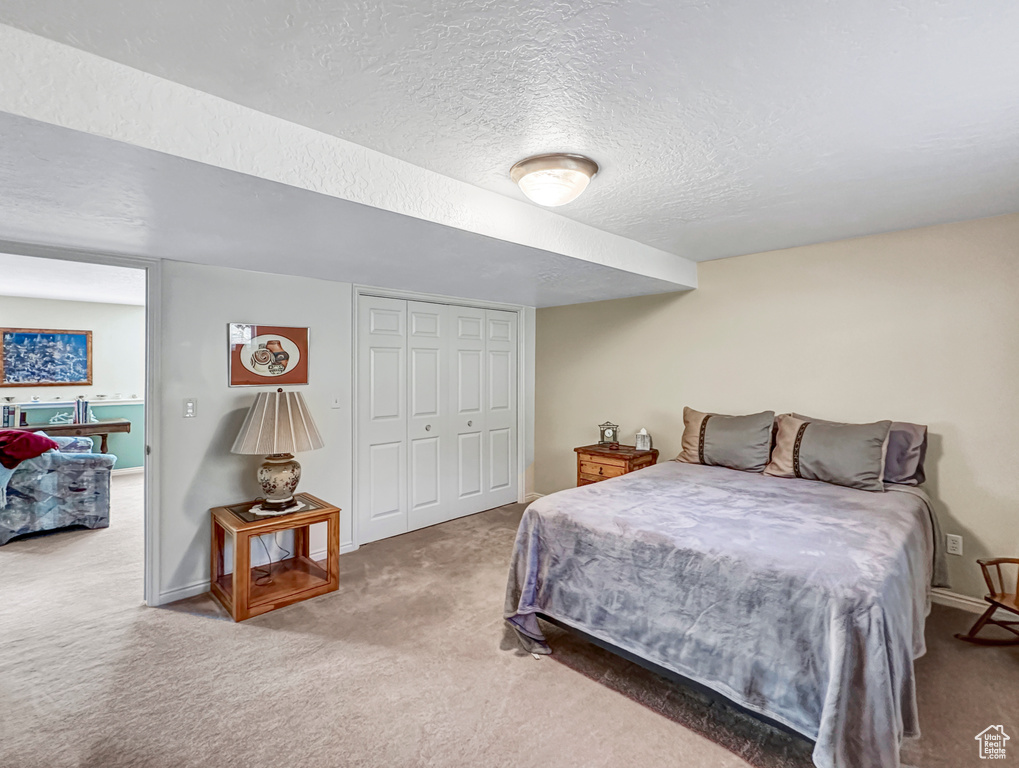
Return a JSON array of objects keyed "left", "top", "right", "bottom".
[
  {"left": 209, "top": 493, "right": 340, "bottom": 622},
  {"left": 21, "top": 418, "right": 131, "bottom": 454}
]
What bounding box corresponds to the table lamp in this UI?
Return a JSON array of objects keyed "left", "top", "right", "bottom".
[{"left": 231, "top": 388, "right": 324, "bottom": 512}]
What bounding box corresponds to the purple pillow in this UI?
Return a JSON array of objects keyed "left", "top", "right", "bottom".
[{"left": 791, "top": 415, "right": 927, "bottom": 486}]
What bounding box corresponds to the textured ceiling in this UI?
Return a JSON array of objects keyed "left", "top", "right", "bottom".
[
  {"left": 0, "top": 112, "right": 683, "bottom": 308},
  {"left": 1, "top": 1, "right": 1018, "bottom": 261},
  {"left": 0, "top": 252, "right": 145, "bottom": 305}
]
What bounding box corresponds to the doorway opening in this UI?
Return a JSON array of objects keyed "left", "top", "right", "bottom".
[{"left": 0, "top": 251, "right": 153, "bottom": 604}]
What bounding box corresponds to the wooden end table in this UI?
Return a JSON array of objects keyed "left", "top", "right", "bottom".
[
  {"left": 210, "top": 493, "right": 340, "bottom": 622},
  {"left": 575, "top": 443, "right": 659, "bottom": 486}
]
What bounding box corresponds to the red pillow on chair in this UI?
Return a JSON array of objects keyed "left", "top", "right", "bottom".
[{"left": 0, "top": 429, "right": 58, "bottom": 469}]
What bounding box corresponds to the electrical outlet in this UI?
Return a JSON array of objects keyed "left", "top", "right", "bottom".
[
  {"left": 184, "top": 398, "right": 197, "bottom": 418},
  {"left": 946, "top": 534, "right": 963, "bottom": 556}
]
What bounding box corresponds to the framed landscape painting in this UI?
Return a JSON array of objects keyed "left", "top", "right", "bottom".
[
  {"left": 0, "top": 328, "right": 93, "bottom": 387},
  {"left": 228, "top": 323, "right": 309, "bottom": 386}
]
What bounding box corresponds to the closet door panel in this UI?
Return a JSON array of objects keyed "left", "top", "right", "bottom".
[
  {"left": 485, "top": 310, "right": 518, "bottom": 507},
  {"left": 449, "top": 306, "right": 487, "bottom": 517},
  {"left": 369, "top": 347, "right": 402, "bottom": 419},
  {"left": 407, "top": 301, "right": 451, "bottom": 529},
  {"left": 457, "top": 432, "right": 483, "bottom": 498},
  {"left": 368, "top": 442, "right": 403, "bottom": 518},
  {"left": 410, "top": 436, "right": 440, "bottom": 510},
  {"left": 457, "top": 350, "right": 483, "bottom": 415},
  {"left": 357, "top": 297, "right": 409, "bottom": 543},
  {"left": 488, "top": 427, "right": 512, "bottom": 492}
]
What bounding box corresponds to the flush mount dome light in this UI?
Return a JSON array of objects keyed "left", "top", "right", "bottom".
[{"left": 510, "top": 153, "right": 599, "bottom": 207}]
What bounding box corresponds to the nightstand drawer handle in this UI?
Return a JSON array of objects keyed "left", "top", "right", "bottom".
[
  {"left": 467, "top": 420, "right": 473, "bottom": 427},
  {"left": 598, "top": 466, "right": 603, "bottom": 475},
  {"left": 425, "top": 424, "right": 431, "bottom": 431}
]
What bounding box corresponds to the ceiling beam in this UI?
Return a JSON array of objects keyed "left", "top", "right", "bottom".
[{"left": 0, "top": 23, "right": 697, "bottom": 291}]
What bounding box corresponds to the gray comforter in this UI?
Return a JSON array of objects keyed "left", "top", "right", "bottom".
[{"left": 504, "top": 461, "right": 948, "bottom": 768}]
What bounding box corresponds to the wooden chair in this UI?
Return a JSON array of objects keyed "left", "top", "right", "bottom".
[{"left": 955, "top": 558, "right": 1019, "bottom": 645}]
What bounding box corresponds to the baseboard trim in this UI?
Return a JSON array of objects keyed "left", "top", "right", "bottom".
[
  {"left": 523, "top": 492, "right": 544, "bottom": 503},
  {"left": 112, "top": 466, "right": 144, "bottom": 476},
  {"left": 308, "top": 547, "right": 360, "bottom": 559},
  {"left": 155, "top": 544, "right": 359, "bottom": 606},
  {"left": 156, "top": 579, "right": 210, "bottom": 606},
  {"left": 930, "top": 587, "right": 986, "bottom": 614}
]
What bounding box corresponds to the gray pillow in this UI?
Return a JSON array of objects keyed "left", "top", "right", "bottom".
[
  {"left": 677, "top": 407, "right": 775, "bottom": 472},
  {"left": 883, "top": 423, "right": 928, "bottom": 486},
  {"left": 765, "top": 414, "right": 891, "bottom": 492},
  {"left": 793, "top": 414, "right": 927, "bottom": 486}
]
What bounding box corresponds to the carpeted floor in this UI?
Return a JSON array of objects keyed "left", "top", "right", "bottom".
[{"left": 0, "top": 474, "right": 1014, "bottom": 767}]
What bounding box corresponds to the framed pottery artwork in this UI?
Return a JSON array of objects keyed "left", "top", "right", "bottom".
[
  {"left": 0, "top": 328, "right": 92, "bottom": 387},
  {"left": 228, "top": 324, "right": 309, "bottom": 386}
]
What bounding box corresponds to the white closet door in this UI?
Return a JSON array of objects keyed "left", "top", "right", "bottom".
[
  {"left": 485, "top": 309, "right": 518, "bottom": 507},
  {"left": 406, "top": 301, "right": 452, "bottom": 530},
  {"left": 448, "top": 305, "right": 487, "bottom": 518},
  {"left": 357, "top": 296, "right": 409, "bottom": 544}
]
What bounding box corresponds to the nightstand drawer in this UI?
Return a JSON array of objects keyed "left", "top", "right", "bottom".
[
  {"left": 578, "top": 453, "right": 629, "bottom": 468},
  {"left": 579, "top": 460, "right": 627, "bottom": 479}
]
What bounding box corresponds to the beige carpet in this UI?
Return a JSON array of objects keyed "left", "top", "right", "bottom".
[{"left": 0, "top": 474, "right": 1013, "bottom": 768}]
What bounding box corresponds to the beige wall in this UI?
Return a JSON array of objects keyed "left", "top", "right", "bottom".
[{"left": 534, "top": 213, "right": 1019, "bottom": 600}]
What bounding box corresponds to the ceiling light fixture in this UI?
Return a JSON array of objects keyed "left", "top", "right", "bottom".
[{"left": 510, "top": 153, "right": 599, "bottom": 207}]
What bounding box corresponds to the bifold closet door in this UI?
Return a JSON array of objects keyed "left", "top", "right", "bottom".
[
  {"left": 357, "top": 296, "right": 409, "bottom": 544},
  {"left": 406, "top": 301, "right": 453, "bottom": 530},
  {"left": 447, "top": 306, "right": 519, "bottom": 517},
  {"left": 448, "top": 306, "right": 487, "bottom": 519},
  {"left": 484, "top": 309, "right": 518, "bottom": 508},
  {"left": 358, "top": 297, "right": 519, "bottom": 545}
]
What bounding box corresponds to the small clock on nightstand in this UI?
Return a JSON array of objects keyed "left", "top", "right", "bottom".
[{"left": 598, "top": 422, "right": 619, "bottom": 445}]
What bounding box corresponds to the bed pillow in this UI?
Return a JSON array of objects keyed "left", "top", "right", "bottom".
[
  {"left": 676, "top": 407, "right": 775, "bottom": 472},
  {"left": 765, "top": 414, "right": 891, "bottom": 492},
  {"left": 792, "top": 414, "right": 928, "bottom": 486},
  {"left": 884, "top": 422, "right": 928, "bottom": 486}
]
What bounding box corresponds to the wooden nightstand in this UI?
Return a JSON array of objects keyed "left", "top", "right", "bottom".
[
  {"left": 210, "top": 493, "right": 340, "bottom": 622},
  {"left": 575, "top": 444, "right": 660, "bottom": 486}
]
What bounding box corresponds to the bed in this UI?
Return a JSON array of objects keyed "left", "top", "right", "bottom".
[{"left": 504, "top": 460, "right": 948, "bottom": 768}]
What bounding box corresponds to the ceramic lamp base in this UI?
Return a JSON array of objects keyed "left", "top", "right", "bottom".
[{"left": 257, "top": 453, "right": 302, "bottom": 510}]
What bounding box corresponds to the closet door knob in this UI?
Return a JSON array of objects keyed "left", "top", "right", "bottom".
[
  {"left": 425, "top": 424, "right": 431, "bottom": 431},
  {"left": 467, "top": 420, "right": 473, "bottom": 427}
]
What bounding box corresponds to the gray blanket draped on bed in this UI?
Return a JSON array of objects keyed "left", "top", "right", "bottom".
[{"left": 504, "top": 461, "right": 948, "bottom": 768}]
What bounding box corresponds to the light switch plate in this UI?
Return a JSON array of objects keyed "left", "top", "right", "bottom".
[
  {"left": 330, "top": 396, "right": 343, "bottom": 410},
  {"left": 184, "top": 398, "right": 197, "bottom": 418}
]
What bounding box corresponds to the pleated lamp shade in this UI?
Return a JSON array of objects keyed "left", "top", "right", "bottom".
[{"left": 231, "top": 389, "right": 324, "bottom": 456}]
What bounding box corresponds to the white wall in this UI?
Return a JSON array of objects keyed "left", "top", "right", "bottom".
[
  {"left": 534, "top": 213, "right": 1019, "bottom": 601},
  {"left": 0, "top": 295, "right": 144, "bottom": 402},
  {"left": 157, "top": 261, "right": 353, "bottom": 603}
]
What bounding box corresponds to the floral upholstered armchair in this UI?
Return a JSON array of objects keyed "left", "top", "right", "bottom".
[{"left": 0, "top": 435, "right": 116, "bottom": 546}]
